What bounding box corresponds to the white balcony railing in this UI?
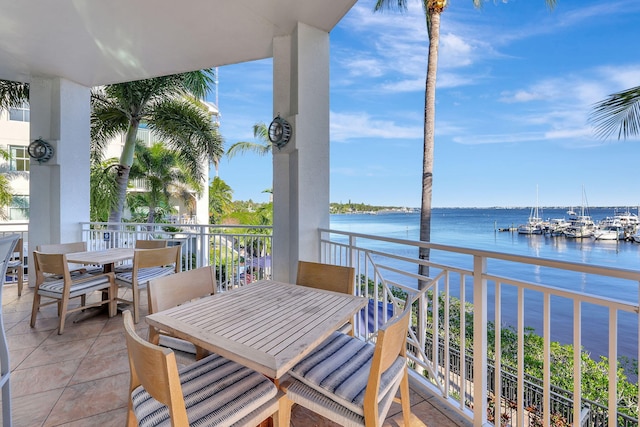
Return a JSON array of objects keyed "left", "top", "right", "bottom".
[
  {"left": 81, "top": 222, "right": 273, "bottom": 290},
  {"left": 319, "top": 227, "right": 640, "bottom": 427}
]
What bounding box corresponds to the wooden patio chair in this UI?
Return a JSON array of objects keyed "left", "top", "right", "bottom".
[
  {"left": 115, "top": 240, "right": 169, "bottom": 273},
  {"left": 37, "top": 241, "right": 102, "bottom": 274},
  {"left": 296, "top": 260, "right": 356, "bottom": 334},
  {"left": 280, "top": 296, "right": 413, "bottom": 427},
  {"left": 147, "top": 266, "right": 216, "bottom": 359},
  {"left": 6, "top": 237, "right": 24, "bottom": 296},
  {"left": 115, "top": 246, "right": 180, "bottom": 324},
  {"left": 30, "top": 251, "right": 117, "bottom": 334},
  {"left": 123, "top": 310, "right": 283, "bottom": 427}
]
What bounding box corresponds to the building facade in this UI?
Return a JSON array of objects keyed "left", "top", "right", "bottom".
[{"left": 0, "top": 98, "right": 218, "bottom": 225}]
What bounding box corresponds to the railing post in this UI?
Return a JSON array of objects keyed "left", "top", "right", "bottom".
[
  {"left": 472, "top": 254, "right": 488, "bottom": 426},
  {"left": 199, "top": 225, "right": 208, "bottom": 268}
]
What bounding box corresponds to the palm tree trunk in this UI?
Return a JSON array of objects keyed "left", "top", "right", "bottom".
[
  {"left": 419, "top": 9, "right": 440, "bottom": 285},
  {"left": 108, "top": 120, "right": 140, "bottom": 225}
]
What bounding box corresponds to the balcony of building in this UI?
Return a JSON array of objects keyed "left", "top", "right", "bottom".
[{"left": 1, "top": 221, "right": 636, "bottom": 426}]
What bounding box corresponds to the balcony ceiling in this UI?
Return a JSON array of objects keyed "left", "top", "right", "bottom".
[{"left": 0, "top": 0, "right": 356, "bottom": 87}]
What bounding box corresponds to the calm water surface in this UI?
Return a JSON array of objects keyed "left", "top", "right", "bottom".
[{"left": 331, "top": 208, "right": 640, "bottom": 361}]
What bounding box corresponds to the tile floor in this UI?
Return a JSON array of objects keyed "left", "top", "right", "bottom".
[{"left": 1, "top": 282, "right": 469, "bottom": 427}]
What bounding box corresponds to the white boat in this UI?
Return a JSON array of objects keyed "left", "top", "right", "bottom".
[
  {"left": 592, "top": 225, "right": 625, "bottom": 241},
  {"left": 544, "top": 218, "right": 571, "bottom": 236},
  {"left": 517, "top": 187, "right": 543, "bottom": 235},
  {"left": 632, "top": 232, "right": 640, "bottom": 243},
  {"left": 593, "top": 209, "right": 639, "bottom": 241},
  {"left": 564, "top": 187, "right": 595, "bottom": 239}
]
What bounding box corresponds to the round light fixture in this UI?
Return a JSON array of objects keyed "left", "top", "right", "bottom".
[
  {"left": 27, "top": 138, "right": 54, "bottom": 163},
  {"left": 268, "top": 115, "right": 292, "bottom": 149}
]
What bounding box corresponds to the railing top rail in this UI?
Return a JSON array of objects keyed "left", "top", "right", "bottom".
[
  {"left": 321, "top": 227, "right": 640, "bottom": 281},
  {"left": 82, "top": 222, "right": 273, "bottom": 232}
]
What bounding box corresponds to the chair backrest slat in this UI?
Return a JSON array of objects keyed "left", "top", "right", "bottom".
[
  {"left": 134, "top": 246, "right": 180, "bottom": 270},
  {"left": 148, "top": 266, "right": 216, "bottom": 313},
  {"left": 135, "top": 239, "right": 169, "bottom": 249},
  {"left": 296, "top": 261, "right": 355, "bottom": 295},
  {"left": 37, "top": 241, "right": 86, "bottom": 254}
]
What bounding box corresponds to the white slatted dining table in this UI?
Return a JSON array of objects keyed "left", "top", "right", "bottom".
[{"left": 145, "top": 279, "right": 368, "bottom": 380}]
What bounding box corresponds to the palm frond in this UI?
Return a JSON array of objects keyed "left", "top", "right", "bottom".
[
  {"left": 0, "top": 80, "right": 29, "bottom": 111},
  {"left": 590, "top": 86, "right": 640, "bottom": 140},
  {"left": 373, "top": 0, "right": 408, "bottom": 12},
  {"left": 147, "top": 99, "right": 223, "bottom": 180}
]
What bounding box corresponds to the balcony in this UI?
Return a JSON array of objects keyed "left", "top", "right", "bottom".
[{"left": 1, "top": 221, "right": 638, "bottom": 426}]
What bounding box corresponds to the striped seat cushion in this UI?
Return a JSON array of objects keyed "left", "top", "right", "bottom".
[
  {"left": 115, "top": 266, "right": 175, "bottom": 288},
  {"left": 38, "top": 273, "right": 112, "bottom": 299},
  {"left": 6, "top": 260, "right": 22, "bottom": 269},
  {"left": 288, "top": 331, "right": 406, "bottom": 417},
  {"left": 132, "top": 353, "right": 277, "bottom": 427}
]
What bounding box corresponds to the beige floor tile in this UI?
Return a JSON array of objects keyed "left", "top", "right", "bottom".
[
  {"left": 12, "top": 388, "right": 65, "bottom": 427},
  {"left": 19, "top": 338, "right": 94, "bottom": 369},
  {"left": 60, "top": 407, "right": 128, "bottom": 427},
  {"left": 43, "top": 372, "right": 129, "bottom": 426},
  {"left": 69, "top": 348, "right": 129, "bottom": 385},
  {"left": 7, "top": 330, "right": 52, "bottom": 350},
  {"left": 9, "top": 317, "right": 59, "bottom": 335},
  {"left": 9, "top": 346, "right": 35, "bottom": 370},
  {"left": 87, "top": 331, "right": 127, "bottom": 356},
  {"left": 12, "top": 359, "right": 81, "bottom": 397},
  {"left": 40, "top": 322, "right": 104, "bottom": 344}
]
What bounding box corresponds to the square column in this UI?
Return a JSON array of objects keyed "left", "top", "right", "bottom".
[
  {"left": 272, "top": 23, "right": 330, "bottom": 283},
  {"left": 29, "top": 78, "right": 91, "bottom": 281}
]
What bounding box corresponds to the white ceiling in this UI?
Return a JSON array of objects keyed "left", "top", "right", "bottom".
[{"left": 0, "top": 0, "right": 357, "bottom": 87}]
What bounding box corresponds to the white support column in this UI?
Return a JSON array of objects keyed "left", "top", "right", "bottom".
[
  {"left": 28, "top": 78, "right": 91, "bottom": 282},
  {"left": 272, "top": 23, "right": 330, "bottom": 283}
]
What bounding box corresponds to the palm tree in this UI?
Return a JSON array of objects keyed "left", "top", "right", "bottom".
[
  {"left": 226, "top": 122, "right": 271, "bottom": 158},
  {"left": 373, "top": 0, "right": 556, "bottom": 280},
  {"left": 209, "top": 176, "right": 233, "bottom": 224},
  {"left": 128, "top": 142, "right": 201, "bottom": 224},
  {"left": 89, "top": 158, "right": 120, "bottom": 222},
  {"left": 590, "top": 86, "right": 640, "bottom": 140},
  {"left": 90, "top": 70, "right": 224, "bottom": 224}
]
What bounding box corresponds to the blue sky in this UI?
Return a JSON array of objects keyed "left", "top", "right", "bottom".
[{"left": 211, "top": 0, "right": 640, "bottom": 208}]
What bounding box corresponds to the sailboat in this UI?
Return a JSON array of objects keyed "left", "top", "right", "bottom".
[
  {"left": 517, "top": 186, "right": 543, "bottom": 235},
  {"left": 564, "top": 186, "right": 595, "bottom": 238}
]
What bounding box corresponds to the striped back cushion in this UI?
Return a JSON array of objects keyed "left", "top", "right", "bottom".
[
  {"left": 289, "top": 331, "right": 405, "bottom": 416},
  {"left": 38, "top": 273, "right": 112, "bottom": 299},
  {"left": 116, "top": 266, "right": 175, "bottom": 288},
  {"left": 132, "top": 353, "right": 277, "bottom": 427}
]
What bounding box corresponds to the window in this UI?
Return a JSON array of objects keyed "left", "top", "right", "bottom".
[
  {"left": 8, "top": 195, "right": 28, "bottom": 220},
  {"left": 8, "top": 102, "right": 29, "bottom": 122},
  {"left": 9, "top": 146, "right": 29, "bottom": 171}
]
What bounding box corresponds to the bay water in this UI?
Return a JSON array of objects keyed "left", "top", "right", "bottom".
[{"left": 331, "top": 207, "right": 640, "bottom": 363}]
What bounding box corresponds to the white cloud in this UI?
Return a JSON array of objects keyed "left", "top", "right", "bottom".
[{"left": 330, "top": 111, "right": 422, "bottom": 142}]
